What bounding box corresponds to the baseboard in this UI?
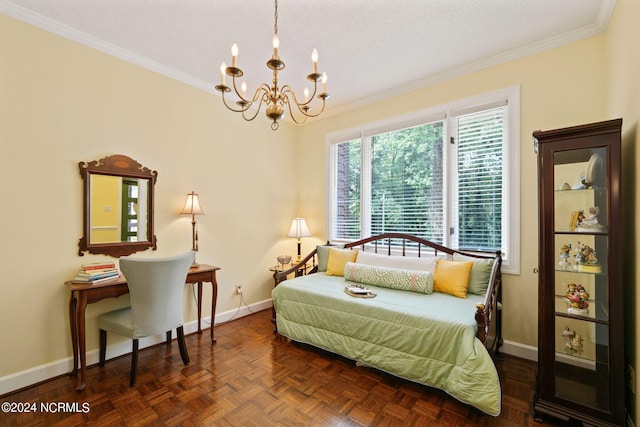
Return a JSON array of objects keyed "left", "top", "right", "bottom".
[
  {"left": 500, "top": 339, "right": 538, "bottom": 361},
  {"left": 0, "top": 299, "right": 272, "bottom": 396}
]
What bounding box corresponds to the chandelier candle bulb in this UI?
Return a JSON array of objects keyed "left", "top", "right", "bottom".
[
  {"left": 312, "top": 49, "right": 318, "bottom": 73},
  {"left": 322, "top": 73, "right": 327, "bottom": 93},
  {"left": 304, "top": 87, "right": 309, "bottom": 102},
  {"left": 273, "top": 34, "right": 280, "bottom": 59},
  {"left": 220, "top": 62, "right": 226, "bottom": 85},
  {"left": 241, "top": 81, "right": 247, "bottom": 98},
  {"left": 231, "top": 43, "right": 238, "bottom": 67}
]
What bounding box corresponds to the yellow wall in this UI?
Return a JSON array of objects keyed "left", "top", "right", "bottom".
[
  {"left": 0, "top": 13, "right": 299, "bottom": 378},
  {"left": 90, "top": 174, "right": 120, "bottom": 243},
  {"left": 604, "top": 0, "right": 640, "bottom": 421},
  {"left": 297, "top": 35, "right": 607, "bottom": 352}
]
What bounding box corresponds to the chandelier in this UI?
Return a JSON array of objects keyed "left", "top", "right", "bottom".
[{"left": 214, "top": 0, "right": 329, "bottom": 130}]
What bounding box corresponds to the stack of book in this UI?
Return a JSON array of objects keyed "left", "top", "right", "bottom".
[{"left": 72, "top": 261, "right": 120, "bottom": 284}]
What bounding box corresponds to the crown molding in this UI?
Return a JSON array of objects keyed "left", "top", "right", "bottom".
[
  {"left": 0, "top": 0, "right": 215, "bottom": 94},
  {"left": 327, "top": 4, "right": 615, "bottom": 118}
]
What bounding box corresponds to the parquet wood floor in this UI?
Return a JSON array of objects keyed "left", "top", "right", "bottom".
[{"left": 2, "top": 309, "right": 580, "bottom": 426}]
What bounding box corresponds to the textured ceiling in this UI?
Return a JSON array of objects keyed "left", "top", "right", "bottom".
[{"left": 1, "top": 0, "right": 615, "bottom": 118}]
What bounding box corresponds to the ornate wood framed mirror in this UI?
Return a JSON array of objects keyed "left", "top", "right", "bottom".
[{"left": 78, "top": 154, "right": 157, "bottom": 257}]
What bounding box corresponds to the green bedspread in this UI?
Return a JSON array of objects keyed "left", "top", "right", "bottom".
[{"left": 272, "top": 272, "right": 501, "bottom": 416}]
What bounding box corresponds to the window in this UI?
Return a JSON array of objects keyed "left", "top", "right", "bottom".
[
  {"left": 328, "top": 87, "right": 520, "bottom": 273},
  {"left": 454, "top": 107, "right": 504, "bottom": 251},
  {"left": 121, "top": 178, "right": 139, "bottom": 242}
]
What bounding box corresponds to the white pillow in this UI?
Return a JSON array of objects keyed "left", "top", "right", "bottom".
[{"left": 355, "top": 250, "right": 449, "bottom": 274}]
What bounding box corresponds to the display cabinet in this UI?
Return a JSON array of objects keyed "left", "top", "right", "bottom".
[{"left": 533, "top": 119, "right": 624, "bottom": 426}]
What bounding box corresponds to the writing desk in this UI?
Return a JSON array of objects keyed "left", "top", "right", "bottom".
[{"left": 66, "top": 263, "right": 219, "bottom": 391}]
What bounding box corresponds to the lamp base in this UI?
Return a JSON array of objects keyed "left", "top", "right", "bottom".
[
  {"left": 190, "top": 251, "right": 200, "bottom": 269},
  {"left": 296, "top": 240, "right": 302, "bottom": 263}
]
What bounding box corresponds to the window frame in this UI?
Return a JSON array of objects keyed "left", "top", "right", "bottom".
[{"left": 326, "top": 86, "right": 520, "bottom": 274}]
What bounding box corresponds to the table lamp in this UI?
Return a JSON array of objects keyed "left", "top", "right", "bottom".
[
  {"left": 287, "top": 217, "right": 311, "bottom": 262},
  {"left": 180, "top": 191, "right": 204, "bottom": 267}
]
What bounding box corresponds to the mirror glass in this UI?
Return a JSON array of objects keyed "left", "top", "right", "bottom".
[
  {"left": 79, "top": 154, "right": 157, "bottom": 257},
  {"left": 89, "top": 175, "right": 150, "bottom": 244}
]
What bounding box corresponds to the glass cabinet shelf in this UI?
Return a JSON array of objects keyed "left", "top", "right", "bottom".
[
  {"left": 554, "top": 230, "right": 608, "bottom": 236},
  {"left": 554, "top": 268, "right": 608, "bottom": 275}
]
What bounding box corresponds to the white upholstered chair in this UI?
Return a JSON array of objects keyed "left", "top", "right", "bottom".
[{"left": 98, "top": 251, "right": 195, "bottom": 386}]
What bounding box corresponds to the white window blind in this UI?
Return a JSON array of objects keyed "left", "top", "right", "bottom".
[
  {"left": 334, "top": 138, "right": 361, "bottom": 240},
  {"left": 455, "top": 107, "right": 504, "bottom": 251}
]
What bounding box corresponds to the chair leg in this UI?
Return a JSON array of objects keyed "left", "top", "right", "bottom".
[
  {"left": 166, "top": 330, "right": 172, "bottom": 346},
  {"left": 176, "top": 326, "right": 190, "bottom": 365},
  {"left": 130, "top": 339, "right": 139, "bottom": 387},
  {"left": 99, "top": 330, "right": 107, "bottom": 366}
]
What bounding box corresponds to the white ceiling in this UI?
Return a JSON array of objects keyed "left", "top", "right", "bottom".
[{"left": 1, "top": 0, "right": 615, "bottom": 118}]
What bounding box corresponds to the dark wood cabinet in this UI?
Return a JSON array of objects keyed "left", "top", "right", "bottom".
[{"left": 533, "top": 119, "right": 625, "bottom": 426}]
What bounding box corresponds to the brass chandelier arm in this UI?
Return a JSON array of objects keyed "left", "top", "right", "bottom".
[
  {"left": 283, "top": 99, "right": 310, "bottom": 125},
  {"left": 280, "top": 82, "right": 320, "bottom": 109},
  {"left": 219, "top": 90, "right": 252, "bottom": 113},
  {"left": 281, "top": 93, "right": 327, "bottom": 125},
  {"left": 280, "top": 84, "right": 328, "bottom": 119},
  {"left": 240, "top": 92, "right": 268, "bottom": 122},
  {"left": 220, "top": 88, "right": 268, "bottom": 122},
  {"left": 218, "top": 77, "right": 271, "bottom": 117},
  {"left": 294, "top": 97, "right": 327, "bottom": 121},
  {"left": 229, "top": 74, "right": 270, "bottom": 105}
]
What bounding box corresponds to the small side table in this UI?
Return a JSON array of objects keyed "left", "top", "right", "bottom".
[{"left": 269, "top": 262, "right": 312, "bottom": 279}]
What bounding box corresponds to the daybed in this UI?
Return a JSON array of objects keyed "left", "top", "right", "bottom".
[{"left": 271, "top": 233, "right": 503, "bottom": 415}]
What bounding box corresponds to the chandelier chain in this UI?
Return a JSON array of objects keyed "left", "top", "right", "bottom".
[{"left": 274, "top": 0, "right": 278, "bottom": 36}]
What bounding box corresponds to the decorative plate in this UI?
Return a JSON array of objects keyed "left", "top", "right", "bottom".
[
  {"left": 344, "top": 286, "right": 377, "bottom": 298},
  {"left": 584, "top": 152, "right": 604, "bottom": 188}
]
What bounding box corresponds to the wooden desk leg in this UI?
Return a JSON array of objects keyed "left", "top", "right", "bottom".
[
  {"left": 211, "top": 273, "right": 218, "bottom": 343},
  {"left": 69, "top": 292, "right": 78, "bottom": 375},
  {"left": 197, "top": 281, "right": 203, "bottom": 335},
  {"left": 75, "top": 292, "right": 88, "bottom": 392}
]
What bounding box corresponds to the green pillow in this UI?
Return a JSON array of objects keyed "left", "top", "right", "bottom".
[
  {"left": 316, "top": 244, "right": 343, "bottom": 272},
  {"left": 343, "top": 262, "right": 434, "bottom": 294},
  {"left": 453, "top": 253, "right": 495, "bottom": 295}
]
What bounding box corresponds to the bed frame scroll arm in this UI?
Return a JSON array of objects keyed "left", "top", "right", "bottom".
[
  {"left": 475, "top": 303, "right": 488, "bottom": 344},
  {"left": 475, "top": 250, "right": 503, "bottom": 357},
  {"left": 273, "top": 248, "right": 318, "bottom": 286}
]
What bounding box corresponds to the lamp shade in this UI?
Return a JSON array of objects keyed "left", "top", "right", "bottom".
[
  {"left": 287, "top": 217, "right": 311, "bottom": 238},
  {"left": 180, "top": 191, "right": 204, "bottom": 215}
]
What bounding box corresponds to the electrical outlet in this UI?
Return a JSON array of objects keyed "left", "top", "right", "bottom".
[
  {"left": 629, "top": 364, "right": 636, "bottom": 394},
  {"left": 235, "top": 285, "right": 243, "bottom": 295}
]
